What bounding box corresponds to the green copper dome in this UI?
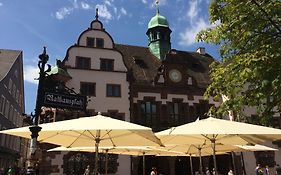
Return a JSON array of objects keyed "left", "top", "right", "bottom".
[
  {"left": 148, "top": 12, "right": 169, "bottom": 29},
  {"left": 47, "top": 65, "right": 72, "bottom": 81}
]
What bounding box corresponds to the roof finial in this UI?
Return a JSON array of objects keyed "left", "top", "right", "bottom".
[
  {"left": 156, "top": 0, "right": 159, "bottom": 14},
  {"left": 95, "top": 8, "right": 99, "bottom": 20}
]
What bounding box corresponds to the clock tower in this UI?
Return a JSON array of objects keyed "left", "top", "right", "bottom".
[{"left": 146, "top": 4, "right": 171, "bottom": 60}]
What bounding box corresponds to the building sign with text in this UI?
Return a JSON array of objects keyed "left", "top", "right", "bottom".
[{"left": 43, "top": 92, "right": 86, "bottom": 110}]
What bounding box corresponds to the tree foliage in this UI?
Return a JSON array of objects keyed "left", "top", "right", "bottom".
[{"left": 197, "top": 0, "right": 281, "bottom": 125}]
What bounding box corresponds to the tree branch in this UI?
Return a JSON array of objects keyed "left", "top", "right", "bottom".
[{"left": 251, "top": 0, "right": 281, "bottom": 34}]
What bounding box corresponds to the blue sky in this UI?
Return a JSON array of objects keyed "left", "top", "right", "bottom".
[{"left": 0, "top": 0, "right": 220, "bottom": 114}]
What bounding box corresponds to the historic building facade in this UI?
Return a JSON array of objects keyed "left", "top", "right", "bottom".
[
  {"left": 0, "top": 49, "right": 27, "bottom": 170},
  {"left": 38, "top": 8, "right": 281, "bottom": 175}
]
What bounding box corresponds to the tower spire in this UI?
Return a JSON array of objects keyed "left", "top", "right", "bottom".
[
  {"left": 95, "top": 8, "right": 99, "bottom": 20},
  {"left": 156, "top": 0, "right": 159, "bottom": 14}
]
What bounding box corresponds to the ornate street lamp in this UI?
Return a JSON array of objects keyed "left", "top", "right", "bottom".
[{"left": 26, "top": 47, "right": 51, "bottom": 175}]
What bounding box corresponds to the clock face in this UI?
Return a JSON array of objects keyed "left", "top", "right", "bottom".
[{"left": 169, "top": 69, "right": 182, "bottom": 82}]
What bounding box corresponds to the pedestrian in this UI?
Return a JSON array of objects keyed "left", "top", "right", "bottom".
[
  {"left": 83, "top": 165, "right": 91, "bottom": 175},
  {"left": 276, "top": 164, "right": 281, "bottom": 175},
  {"left": 0, "top": 167, "right": 4, "bottom": 175},
  {"left": 265, "top": 165, "right": 270, "bottom": 175},
  {"left": 205, "top": 167, "right": 211, "bottom": 175},
  {"left": 255, "top": 164, "right": 263, "bottom": 175},
  {"left": 228, "top": 168, "right": 234, "bottom": 175},
  {"left": 150, "top": 167, "right": 157, "bottom": 175},
  {"left": 6, "top": 165, "right": 16, "bottom": 175}
]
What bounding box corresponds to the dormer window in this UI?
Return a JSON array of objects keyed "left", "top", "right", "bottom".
[
  {"left": 100, "top": 58, "right": 114, "bottom": 71},
  {"left": 96, "top": 38, "right": 104, "bottom": 48},
  {"left": 86, "top": 37, "right": 95, "bottom": 47}
]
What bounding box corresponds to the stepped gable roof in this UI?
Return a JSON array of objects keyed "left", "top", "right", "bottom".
[
  {"left": 0, "top": 49, "right": 21, "bottom": 81},
  {"left": 165, "top": 50, "right": 214, "bottom": 88},
  {"left": 115, "top": 44, "right": 161, "bottom": 84},
  {"left": 115, "top": 44, "right": 214, "bottom": 87}
]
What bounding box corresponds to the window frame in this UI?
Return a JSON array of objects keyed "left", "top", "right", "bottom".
[
  {"left": 100, "top": 58, "right": 114, "bottom": 71},
  {"left": 80, "top": 82, "right": 96, "bottom": 96},
  {"left": 86, "top": 37, "right": 95, "bottom": 47},
  {"left": 96, "top": 38, "right": 104, "bottom": 48},
  {"left": 0, "top": 96, "right": 5, "bottom": 114},
  {"left": 76, "top": 56, "right": 91, "bottom": 69},
  {"left": 106, "top": 84, "right": 121, "bottom": 97},
  {"left": 168, "top": 101, "right": 185, "bottom": 126},
  {"left": 140, "top": 101, "right": 157, "bottom": 128}
]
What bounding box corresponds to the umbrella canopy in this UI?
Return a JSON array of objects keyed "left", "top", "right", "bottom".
[
  {"left": 158, "top": 143, "right": 277, "bottom": 175},
  {"left": 0, "top": 113, "right": 162, "bottom": 175},
  {"left": 48, "top": 146, "right": 182, "bottom": 175},
  {"left": 235, "top": 144, "right": 278, "bottom": 151},
  {"left": 156, "top": 117, "right": 281, "bottom": 146},
  {"left": 48, "top": 145, "right": 181, "bottom": 156},
  {"left": 156, "top": 117, "right": 281, "bottom": 175},
  {"left": 0, "top": 113, "right": 162, "bottom": 147}
]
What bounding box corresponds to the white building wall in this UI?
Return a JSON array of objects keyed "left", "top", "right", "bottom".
[
  {"left": 237, "top": 105, "right": 281, "bottom": 175},
  {"left": 60, "top": 20, "right": 131, "bottom": 175}
]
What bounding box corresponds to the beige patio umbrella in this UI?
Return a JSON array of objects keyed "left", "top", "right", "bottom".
[
  {"left": 48, "top": 146, "right": 182, "bottom": 175},
  {"left": 156, "top": 117, "right": 281, "bottom": 175},
  {"left": 0, "top": 112, "right": 162, "bottom": 175},
  {"left": 161, "top": 142, "right": 277, "bottom": 175}
]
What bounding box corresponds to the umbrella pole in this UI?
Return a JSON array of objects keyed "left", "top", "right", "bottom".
[
  {"left": 142, "top": 153, "right": 145, "bottom": 175},
  {"left": 189, "top": 154, "right": 194, "bottom": 175},
  {"left": 199, "top": 148, "right": 203, "bottom": 175},
  {"left": 231, "top": 151, "right": 236, "bottom": 175},
  {"left": 211, "top": 139, "right": 218, "bottom": 175},
  {"left": 105, "top": 149, "right": 108, "bottom": 175},
  {"left": 94, "top": 130, "right": 101, "bottom": 175}
]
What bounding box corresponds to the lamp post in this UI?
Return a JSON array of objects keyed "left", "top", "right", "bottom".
[{"left": 26, "top": 47, "right": 51, "bottom": 175}]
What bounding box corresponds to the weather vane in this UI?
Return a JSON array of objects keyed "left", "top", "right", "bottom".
[
  {"left": 155, "top": 0, "right": 159, "bottom": 14},
  {"left": 95, "top": 8, "right": 99, "bottom": 20}
]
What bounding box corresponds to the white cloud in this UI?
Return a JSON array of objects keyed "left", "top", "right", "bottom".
[
  {"left": 0, "top": 2, "right": 3, "bottom": 6},
  {"left": 104, "top": 0, "right": 112, "bottom": 6},
  {"left": 96, "top": 4, "right": 112, "bottom": 20},
  {"left": 113, "top": 7, "right": 117, "bottom": 14},
  {"left": 72, "top": 0, "right": 79, "bottom": 8},
  {"left": 54, "top": 0, "right": 92, "bottom": 20},
  {"left": 179, "top": 18, "right": 210, "bottom": 46},
  {"left": 120, "top": 7, "right": 127, "bottom": 15},
  {"left": 187, "top": 1, "right": 198, "bottom": 20},
  {"left": 55, "top": 7, "right": 74, "bottom": 20},
  {"left": 81, "top": 2, "right": 91, "bottom": 10},
  {"left": 24, "top": 65, "right": 39, "bottom": 85},
  {"left": 142, "top": 0, "right": 147, "bottom": 4}
]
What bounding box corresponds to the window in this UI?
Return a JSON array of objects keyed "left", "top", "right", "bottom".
[
  {"left": 168, "top": 102, "right": 184, "bottom": 126},
  {"left": 195, "top": 101, "right": 209, "bottom": 119},
  {"left": 100, "top": 59, "right": 114, "bottom": 71},
  {"left": 80, "top": 82, "right": 95, "bottom": 96},
  {"left": 8, "top": 79, "right": 12, "bottom": 93},
  {"left": 9, "top": 105, "right": 14, "bottom": 121},
  {"left": 86, "top": 37, "right": 95, "bottom": 47},
  {"left": 106, "top": 84, "right": 121, "bottom": 97},
  {"left": 0, "top": 96, "right": 5, "bottom": 114},
  {"left": 16, "top": 90, "right": 19, "bottom": 103},
  {"left": 12, "top": 84, "right": 16, "bottom": 98},
  {"left": 96, "top": 38, "right": 104, "bottom": 48},
  {"left": 76, "top": 56, "right": 91, "bottom": 69},
  {"left": 5, "top": 100, "right": 10, "bottom": 118},
  {"left": 141, "top": 101, "right": 157, "bottom": 128}
]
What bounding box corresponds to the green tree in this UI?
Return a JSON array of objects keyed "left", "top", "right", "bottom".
[{"left": 197, "top": 0, "right": 281, "bottom": 125}]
